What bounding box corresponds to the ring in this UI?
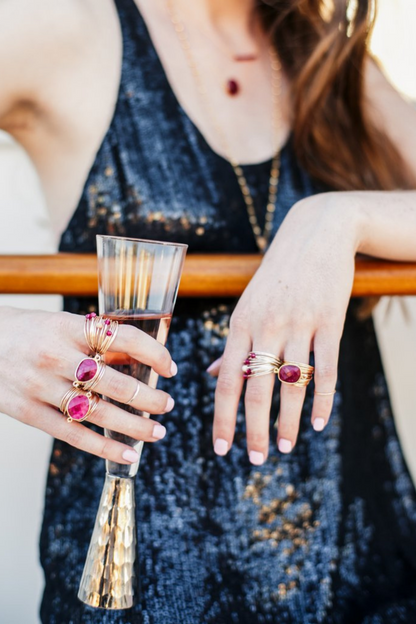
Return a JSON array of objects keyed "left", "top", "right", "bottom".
[
  {"left": 242, "top": 351, "right": 283, "bottom": 379},
  {"left": 314, "top": 390, "right": 336, "bottom": 396},
  {"left": 73, "top": 355, "right": 106, "bottom": 391},
  {"left": 278, "top": 360, "right": 314, "bottom": 388},
  {"left": 84, "top": 313, "right": 119, "bottom": 356},
  {"left": 126, "top": 382, "right": 140, "bottom": 405},
  {"left": 60, "top": 388, "right": 99, "bottom": 423}
]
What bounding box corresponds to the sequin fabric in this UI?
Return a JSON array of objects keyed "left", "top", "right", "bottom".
[{"left": 40, "top": 1, "right": 416, "bottom": 622}]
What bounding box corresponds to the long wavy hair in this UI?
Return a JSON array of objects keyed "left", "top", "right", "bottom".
[{"left": 256, "top": 0, "right": 414, "bottom": 191}]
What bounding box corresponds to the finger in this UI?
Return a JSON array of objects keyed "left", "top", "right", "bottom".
[
  {"left": 55, "top": 312, "right": 177, "bottom": 379},
  {"left": 10, "top": 396, "right": 149, "bottom": 465},
  {"left": 206, "top": 356, "right": 223, "bottom": 377},
  {"left": 213, "top": 317, "right": 251, "bottom": 457},
  {"left": 55, "top": 350, "right": 174, "bottom": 414},
  {"left": 43, "top": 381, "right": 168, "bottom": 444},
  {"left": 277, "top": 339, "right": 310, "bottom": 453},
  {"left": 310, "top": 328, "right": 340, "bottom": 432},
  {"left": 244, "top": 349, "right": 277, "bottom": 465}
]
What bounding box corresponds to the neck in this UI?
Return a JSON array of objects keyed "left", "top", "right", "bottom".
[{"left": 204, "top": 0, "right": 254, "bottom": 24}]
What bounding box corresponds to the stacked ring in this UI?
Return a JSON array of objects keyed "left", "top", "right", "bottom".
[
  {"left": 60, "top": 388, "right": 99, "bottom": 423},
  {"left": 84, "top": 313, "right": 119, "bottom": 356},
  {"left": 242, "top": 351, "right": 283, "bottom": 379},
  {"left": 278, "top": 360, "right": 314, "bottom": 388},
  {"left": 73, "top": 355, "right": 106, "bottom": 392}
]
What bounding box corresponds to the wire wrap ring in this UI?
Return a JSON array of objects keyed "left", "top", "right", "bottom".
[
  {"left": 242, "top": 351, "right": 283, "bottom": 379},
  {"left": 60, "top": 388, "right": 99, "bottom": 423},
  {"left": 84, "top": 313, "right": 119, "bottom": 356}
]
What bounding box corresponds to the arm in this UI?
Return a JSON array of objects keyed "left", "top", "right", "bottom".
[{"left": 212, "top": 62, "right": 416, "bottom": 464}]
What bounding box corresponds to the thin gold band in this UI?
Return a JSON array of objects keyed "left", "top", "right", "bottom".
[
  {"left": 314, "top": 390, "right": 337, "bottom": 396},
  {"left": 126, "top": 382, "right": 141, "bottom": 405}
]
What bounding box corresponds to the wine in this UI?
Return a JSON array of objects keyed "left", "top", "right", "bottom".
[{"left": 103, "top": 312, "right": 172, "bottom": 446}]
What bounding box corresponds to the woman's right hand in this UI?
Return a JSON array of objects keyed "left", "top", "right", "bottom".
[{"left": 0, "top": 306, "right": 176, "bottom": 464}]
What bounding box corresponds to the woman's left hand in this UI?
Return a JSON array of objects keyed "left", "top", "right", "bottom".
[{"left": 210, "top": 192, "right": 362, "bottom": 464}]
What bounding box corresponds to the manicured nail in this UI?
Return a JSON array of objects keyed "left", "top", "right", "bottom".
[
  {"left": 214, "top": 438, "right": 229, "bottom": 456},
  {"left": 313, "top": 418, "right": 325, "bottom": 432},
  {"left": 153, "top": 424, "right": 167, "bottom": 440},
  {"left": 206, "top": 357, "right": 222, "bottom": 374},
  {"left": 249, "top": 450, "right": 265, "bottom": 466},
  {"left": 278, "top": 438, "right": 292, "bottom": 454},
  {"left": 122, "top": 449, "right": 140, "bottom": 463},
  {"left": 165, "top": 397, "right": 175, "bottom": 412},
  {"left": 170, "top": 361, "right": 178, "bottom": 376}
]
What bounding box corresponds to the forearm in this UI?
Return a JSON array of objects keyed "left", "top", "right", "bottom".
[{"left": 307, "top": 190, "right": 416, "bottom": 262}]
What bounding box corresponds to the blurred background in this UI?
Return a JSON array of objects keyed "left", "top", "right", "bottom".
[{"left": 0, "top": 1, "right": 415, "bottom": 622}]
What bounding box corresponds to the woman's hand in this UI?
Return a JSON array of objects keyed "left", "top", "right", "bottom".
[
  {"left": 211, "top": 193, "right": 363, "bottom": 464},
  {"left": 0, "top": 307, "right": 176, "bottom": 464}
]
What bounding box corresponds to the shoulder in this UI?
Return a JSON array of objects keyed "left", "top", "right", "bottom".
[{"left": 0, "top": 0, "right": 119, "bottom": 126}]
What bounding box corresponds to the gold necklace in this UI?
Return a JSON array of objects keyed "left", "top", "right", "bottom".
[{"left": 166, "top": 0, "right": 282, "bottom": 252}]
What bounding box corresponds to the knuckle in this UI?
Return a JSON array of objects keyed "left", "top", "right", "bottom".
[
  {"left": 245, "top": 383, "right": 265, "bottom": 407},
  {"left": 25, "top": 372, "right": 43, "bottom": 397},
  {"left": 18, "top": 401, "right": 34, "bottom": 426},
  {"left": 154, "top": 348, "right": 171, "bottom": 371},
  {"left": 36, "top": 348, "right": 60, "bottom": 371},
  {"left": 105, "top": 374, "right": 127, "bottom": 400},
  {"left": 315, "top": 364, "right": 338, "bottom": 380},
  {"left": 229, "top": 309, "right": 249, "bottom": 333},
  {"left": 154, "top": 390, "right": 169, "bottom": 413},
  {"left": 247, "top": 431, "right": 268, "bottom": 448},
  {"left": 65, "top": 430, "right": 84, "bottom": 449},
  {"left": 99, "top": 439, "right": 113, "bottom": 459},
  {"left": 216, "top": 371, "right": 238, "bottom": 398}
]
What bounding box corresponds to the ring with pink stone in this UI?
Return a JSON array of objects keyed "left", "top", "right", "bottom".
[
  {"left": 277, "top": 360, "right": 314, "bottom": 388},
  {"left": 242, "top": 351, "right": 283, "bottom": 379},
  {"left": 73, "top": 355, "right": 106, "bottom": 392},
  {"left": 60, "top": 387, "right": 99, "bottom": 423},
  {"left": 84, "top": 313, "right": 119, "bottom": 356}
]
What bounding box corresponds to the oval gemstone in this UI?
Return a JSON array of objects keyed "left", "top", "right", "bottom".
[
  {"left": 68, "top": 395, "right": 90, "bottom": 421},
  {"left": 226, "top": 79, "right": 239, "bottom": 96},
  {"left": 76, "top": 358, "right": 98, "bottom": 382},
  {"left": 279, "top": 364, "right": 301, "bottom": 384}
]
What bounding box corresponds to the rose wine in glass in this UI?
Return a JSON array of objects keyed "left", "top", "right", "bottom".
[{"left": 78, "top": 236, "right": 187, "bottom": 610}]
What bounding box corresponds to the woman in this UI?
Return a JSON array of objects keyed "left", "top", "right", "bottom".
[{"left": 1, "top": 0, "right": 416, "bottom": 621}]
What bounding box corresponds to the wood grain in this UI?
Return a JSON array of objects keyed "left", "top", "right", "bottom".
[{"left": 0, "top": 254, "right": 415, "bottom": 297}]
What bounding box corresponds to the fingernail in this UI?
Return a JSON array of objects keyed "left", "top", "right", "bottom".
[
  {"left": 165, "top": 397, "right": 175, "bottom": 412},
  {"left": 278, "top": 438, "right": 292, "bottom": 454},
  {"left": 153, "top": 424, "right": 167, "bottom": 440},
  {"left": 170, "top": 361, "right": 178, "bottom": 376},
  {"left": 313, "top": 418, "right": 325, "bottom": 432},
  {"left": 122, "top": 449, "right": 140, "bottom": 463},
  {"left": 206, "top": 357, "right": 222, "bottom": 374},
  {"left": 249, "top": 450, "right": 265, "bottom": 465},
  {"left": 214, "top": 438, "right": 229, "bottom": 456}
]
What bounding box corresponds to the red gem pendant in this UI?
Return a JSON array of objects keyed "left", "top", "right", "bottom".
[{"left": 226, "top": 79, "right": 240, "bottom": 96}]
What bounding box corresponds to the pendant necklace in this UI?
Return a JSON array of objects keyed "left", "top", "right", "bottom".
[{"left": 166, "top": 0, "right": 282, "bottom": 252}]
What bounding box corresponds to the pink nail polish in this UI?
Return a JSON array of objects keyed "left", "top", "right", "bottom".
[
  {"left": 170, "top": 361, "right": 178, "bottom": 376},
  {"left": 278, "top": 438, "right": 292, "bottom": 454},
  {"left": 249, "top": 450, "right": 264, "bottom": 465},
  {"left": 153, "top": 424, "right": 167, "bottom": 440},
  {"left": 165, "top": 397, "right": 175, "bottom": 412},
  {"left": 122, "top": 449, "right": 139, "bottom": 463},
  {"left": 313, "top": 418, "right": 325, "bottom": 432},
  {"left": 206, "top": 357, "right": 222, "bottom": 374},
  {"left": 214, "top": 438, "right": 229, "bottom": 456}
]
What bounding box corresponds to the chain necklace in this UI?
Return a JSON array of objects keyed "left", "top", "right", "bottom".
[{"left": 166, "top": 0, "right": 282, "bottom": 252}]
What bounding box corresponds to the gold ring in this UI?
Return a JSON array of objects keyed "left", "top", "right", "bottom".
[
  {"left": 242, "top": 351, "right": 283, "bottom": 379},
  {"left": 84, "top": 313, "right": 119, "bottom": 356},
  {"left": 126, "top": 382, "right": 140, "bottom": 405},
  {"left": 278, "top": 360, "right": 314, "bottom": 388},
  {"left": 60, "top": 388, "right": 99, "bottom": 423},
  {"left": 314, "top": 390, "right": 337, "bottom": 396},
  {"left": 73, "top": 355, "right": 106, "bottom": 391}
]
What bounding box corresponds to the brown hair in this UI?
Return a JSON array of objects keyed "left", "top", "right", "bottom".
[{"left": 256, "top": 0, "right": 414, "bottom": 191}]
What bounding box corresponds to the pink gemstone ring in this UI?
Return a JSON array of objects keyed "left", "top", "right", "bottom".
[
  {"left": 242, "top": 351, "right": 283, "bottom": 379},
  {"left": 84, "top": 314, "right": 119, "bottom": 357},
  {"left": 60, "top": 388, "right": 99, "bottom": 423},
  {"left": 278, "top": 361, "right": 314, "bottom": 388},
  {"left": 73, "top": 355, "right": 106, "bottom": 392}
]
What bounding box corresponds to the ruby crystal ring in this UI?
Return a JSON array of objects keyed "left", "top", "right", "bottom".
[
  {"left": 84, "top": 313, "right": 119, "bottom": 357},
  {"left": 60, "top": 388, "right": 99, "bottom": 423},
  {"left": 277, "top": 360, "right": 314, "bottom": 388},
  {"left": 73, "top": 355, "right": 106, "bottom": 392},
  {"left": 242, "top": 351, "right": 283, "bottom": 379}
]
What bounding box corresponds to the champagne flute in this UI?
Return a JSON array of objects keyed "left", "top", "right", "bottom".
[{"left": 78, "top": 235, "right": 187, "bottom": 609}]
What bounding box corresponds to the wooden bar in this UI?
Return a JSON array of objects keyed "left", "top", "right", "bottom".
[{"left": 0, "top": 254, "right": 415, "bottom": 297}]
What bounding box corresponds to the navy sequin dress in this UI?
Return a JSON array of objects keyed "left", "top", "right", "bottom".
[{"left": 40, "top": 1, "right": 416, "bottom": 622}]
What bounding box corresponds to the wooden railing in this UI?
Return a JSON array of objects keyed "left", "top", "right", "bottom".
[{"left": 0, "top": 254, "right": 416, "bottom": 297}]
